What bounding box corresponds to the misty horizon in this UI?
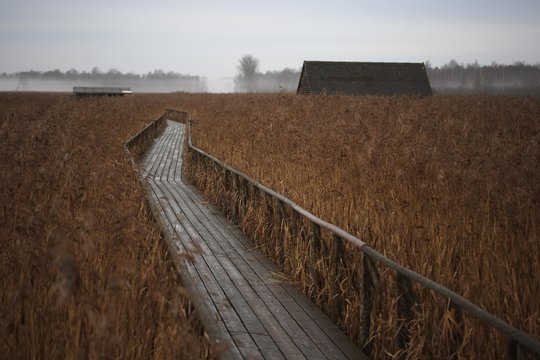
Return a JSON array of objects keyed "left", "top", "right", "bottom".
[
  {"left": 1, "top": 59, "right": 540, "bottom": 95},
  {"left": 2, "top": 0, "right": 540, "bottom": 82}
]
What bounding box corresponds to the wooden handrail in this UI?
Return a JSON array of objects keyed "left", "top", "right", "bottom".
[{"left": 167, "top": 109, "right": 540, "bottom": 358}]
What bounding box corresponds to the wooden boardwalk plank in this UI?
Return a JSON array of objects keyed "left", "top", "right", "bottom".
[
  {"left": 159, "top": 182, "right": 322, "bottom": 358},
  {"left": 139, "top": 120, "right": 367, "bottom": 360},
  {"left": 155, "top": 180, "right": 304, "bottom": 357}
]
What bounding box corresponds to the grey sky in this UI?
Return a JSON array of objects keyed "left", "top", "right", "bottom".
[{"left": 1, "top": 0, "right": 540, "bottom": 91}]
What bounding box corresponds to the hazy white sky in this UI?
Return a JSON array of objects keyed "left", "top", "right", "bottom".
[{"left": 1, "top": 0, "right": 539, "bottom": 91}]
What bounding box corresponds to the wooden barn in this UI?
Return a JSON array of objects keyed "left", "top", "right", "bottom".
[{"left": 297, "top": 61, "right": 432, "bottom": 96}]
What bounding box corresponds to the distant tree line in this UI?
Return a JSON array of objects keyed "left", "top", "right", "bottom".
[
  {"left": 0, "top": 67, "right": 208, "bottom": 92},
  {"left": 234, "top": 55, "right": 300, "bottom": 93},
  {"left": 3, "top": 60, "right": 539, "bottom": 95},
  {"left": 232, "top": 55, "right": 540, "bottom": 95},
  {"left": 426, "top": 60, "right": 540, "bottom": 96}
]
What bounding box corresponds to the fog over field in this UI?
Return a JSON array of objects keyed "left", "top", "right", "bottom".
[
  {"left": 0, "top": 78, "right": 213, "bottom": 93},
  {"left": 0, "top": 76, "right": 237, "bottom": 93},
  {"left": 1, "top": 0, "right": 539, "bottom": 93},
  {"left": 2, "top": 60, "right": 539, "bottom": 95}
]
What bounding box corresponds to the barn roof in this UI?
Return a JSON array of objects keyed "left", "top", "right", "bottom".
[{"left": 297, "top": 61, "right": 432, "bottom": 96}]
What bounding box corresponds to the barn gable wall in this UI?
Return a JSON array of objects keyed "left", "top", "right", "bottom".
[
  {"left": 296, "top": 64, "right": 311, "bottom": 94},
  {"left": 297, "top": 61, "right": 432, "bottom": 96}
]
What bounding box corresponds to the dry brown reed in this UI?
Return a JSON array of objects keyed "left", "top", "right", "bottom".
[
  {"left": 2, "top": 92, "right": 538, "bottom": 359},
  {"left": 182, "top": 93, "right": 540, "bottom": 359},
  {"left": 0, "top": 93, "right": 213, "bottom": 359}
]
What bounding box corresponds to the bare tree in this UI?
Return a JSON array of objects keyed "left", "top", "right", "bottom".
[{"left": 234, "top": 54, "right": 260, "bottom": 92}]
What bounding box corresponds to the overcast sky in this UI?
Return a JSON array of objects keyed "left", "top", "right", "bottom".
[{"left": 1, "top": 0, "right": 539, "bottom": 91}]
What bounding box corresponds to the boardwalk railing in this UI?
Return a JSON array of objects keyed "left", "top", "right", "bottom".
[
  {"left": 137, "top": 109, "right": 540, "bottom": 359},
  {"left": 124, "top": 111, "right": 234, "bottom": 359},
  {"left": 124, "top": 112, "right": 167, "bottom": 162}
]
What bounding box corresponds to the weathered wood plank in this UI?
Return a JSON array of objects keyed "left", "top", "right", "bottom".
[
  {"left": 138, "top": 121, "right": 366, "bottom": 359},
  {"left": 156, "top": 182, "right": 306, "bottom": 356},
  {"left": 143, "top": 185, "right": 242, "bottom": 360},
  {"left": 151, "top": 179, "right": 290, "bottom": 355},
  {"left": 159, "top": 181, "right": 341, "bottom": 358}
]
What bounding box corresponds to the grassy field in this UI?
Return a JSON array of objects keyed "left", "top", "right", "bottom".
[
  {"left": 183, "top": 93, "right": 540, "bottom": 358},
  {"left": 1, "top": 92, "right": 538, "bottom": 358},
  {"left": 0, "top": 93, "right": 212, "bottom": 358}
]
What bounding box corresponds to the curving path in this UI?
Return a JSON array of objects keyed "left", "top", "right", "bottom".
[{"left": 139, "top": 120, "right": 367, "bottom": 360}]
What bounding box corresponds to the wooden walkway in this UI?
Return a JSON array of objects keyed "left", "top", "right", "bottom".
[{"left": 139, "top": 120, "right": 367, "bottom": 360}]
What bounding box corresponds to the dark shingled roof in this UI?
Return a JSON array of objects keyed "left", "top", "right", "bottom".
[{"left": 297, "top": 61, "right": 432, "bottom": 96}]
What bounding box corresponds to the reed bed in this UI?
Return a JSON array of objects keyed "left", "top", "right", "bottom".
[
  {"left": 0, "top": 93, "right": 212, "bottom": 358},
  {"left": 2, "top": 92, "right": 538, "bottom": 358},
  {"left": 183, "top": 93, "right": 540, "bottom": 358}
]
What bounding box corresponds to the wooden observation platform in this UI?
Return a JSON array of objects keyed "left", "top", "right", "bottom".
[{"left": 73, "top": 86, "right": 132, "bottom": 96}]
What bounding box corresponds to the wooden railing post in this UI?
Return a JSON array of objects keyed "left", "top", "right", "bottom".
[
  {"left": 331, "top": 233, "right": 345, "bottom": 323},
  {"left": 239, "top": 176, "right": 248, "bottom": 226},
  {"left": 195, "top": 150, "right": 200, "bottom": 182},
  {"left": 248, "top": 182, "right": 258, "bottom": 209},
  {"left": 223, "top": 167, "right": 229, "bottom": 190},
  {"left": 359, "top": 254, "right": 379, "bottom": 355},
  {"left": 275, "top": 199, "right": 285, "bottom": 271},
  {"left": 192, "top": 150, "right": 199, "bottom": 185},
  {"left": 264, "top": 192, "right": 274, "bottom": 256},
  {"left": 235, "top": 173, "right": 242, "bottom": 223},
  {"left": 250, "top": 184, "right": 263, "bottom": 248},
  {"left": 231, "top": 172, "right": 238, "bottom": 222},
  {"left": 449, "top": 301, "right": 464, "bottom": 360},
  {"left": 288, "top": 209, "right": 303, "bottom": 276},
  {"left": 396, "top": 273, "right": 416, "bottom": 351},
  {"left": 508, "top": 339, "right": 519, "bottom": 360},
  {"left": 182, "top": 111, "right": 540, "bottom": 358},
  {"left": 309, "top": 222, "right": 322, "bottom": 301}
]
